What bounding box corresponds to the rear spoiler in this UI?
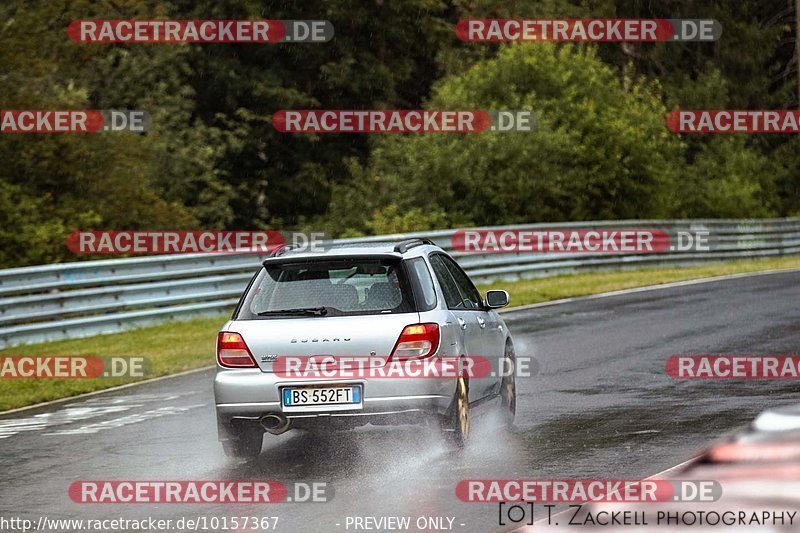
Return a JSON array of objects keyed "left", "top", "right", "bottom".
[{"left": 262, "top": 252, "right": 403, "bottom": 267}]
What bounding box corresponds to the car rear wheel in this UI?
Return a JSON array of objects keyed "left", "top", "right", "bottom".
[
  {"left": 499, "top": 343, "right": 516, "bottom": 427},
  {"left": 222, "top": 427, "right": 264, "bottom": 459},
  {"left": 442, "top": 376, "right": 470, "bottom": 447}
]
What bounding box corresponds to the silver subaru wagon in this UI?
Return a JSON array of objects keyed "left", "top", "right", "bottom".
[{"left": 214, "top": 238, "right": 516, "bottom": 458}]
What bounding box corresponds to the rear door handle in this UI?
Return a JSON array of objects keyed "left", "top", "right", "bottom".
[
  {"left": 476, "top": 316, "right": 486, "bottom": 328},
  {"left": 457, "top": 317, "right": 467, "bottom": 330}
]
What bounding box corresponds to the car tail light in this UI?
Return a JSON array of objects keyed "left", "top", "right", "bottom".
[
  {"left": 391, "top": 323, "right": 440, "bottom": 360},
  {"left": 217, "top": 331, "right": 257, "bottom": 368}
]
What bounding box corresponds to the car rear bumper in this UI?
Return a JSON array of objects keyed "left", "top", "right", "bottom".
[{"left": 214, "top": 367, "right": 454, "bottom": 439}]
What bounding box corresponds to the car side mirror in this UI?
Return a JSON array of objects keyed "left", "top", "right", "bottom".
[{"left": 485, "top": 290, "right": 509, "bottom": 309}]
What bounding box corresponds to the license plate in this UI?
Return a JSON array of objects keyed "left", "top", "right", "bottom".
[{"left": 281, "top": 385, "right": 363, "bottom": 412}]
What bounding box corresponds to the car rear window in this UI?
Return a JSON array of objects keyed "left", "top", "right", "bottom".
[{"left": 236, "top": 257, "right": 416, "bottom": 318}]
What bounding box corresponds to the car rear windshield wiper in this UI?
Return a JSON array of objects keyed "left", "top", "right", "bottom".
[{"left": 256, "top": 307, "right": 328, "bottom": 317}]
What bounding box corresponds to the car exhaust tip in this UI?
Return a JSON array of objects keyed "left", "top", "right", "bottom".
[{"left": 260, "top": 414, "right": 290, "bottom": 435}]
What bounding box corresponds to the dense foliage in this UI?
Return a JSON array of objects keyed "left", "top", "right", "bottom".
[{"left": 0, "top": 0, "right": 797, "bottom": 265}]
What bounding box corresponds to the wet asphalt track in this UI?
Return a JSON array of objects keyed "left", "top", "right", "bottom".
[{"left": 1, "top": 270, "right": 800, "bottom": 533}]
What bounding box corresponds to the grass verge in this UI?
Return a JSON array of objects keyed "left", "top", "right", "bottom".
[
  {"left": 479, "top": 255, "right": 800, "bottom": 306},
  {"left": 2, "top": 255, "right": 800, "bottom": 411},
  {"left": 0, "top": 317, "right": 224, "bottom": 411}
]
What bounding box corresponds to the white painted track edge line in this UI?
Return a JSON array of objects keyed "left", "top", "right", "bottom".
[{"left": 0, "top": 365, "right": 214, "bottom": 416}]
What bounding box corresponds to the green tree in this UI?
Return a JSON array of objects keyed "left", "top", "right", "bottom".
[
  {"left": 0, "top": 0, "right": 206, "bottom": 266},
  {"left": 675, "top": 136, "right": 780, "bottom": 218},
  {"left": 328, "top": 43, "right": 684, "bottom": 234}
]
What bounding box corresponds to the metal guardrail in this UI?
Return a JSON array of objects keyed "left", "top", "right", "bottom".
[{"left": 1, "top": 217, "right": 799, "bottom": 348}]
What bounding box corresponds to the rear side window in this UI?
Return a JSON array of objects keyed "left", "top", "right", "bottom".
[
  {"left": 440, "top": 255, "right": 483, "bottom": 309},
  {"left": 429, "top": 255, "right": 465, "bottom": 310},
  {"left": 237, "top": 258, "right": 415, "bottom": 318},
  {"left": 407, "top": 257, "right": 436, "bottom": 311}
]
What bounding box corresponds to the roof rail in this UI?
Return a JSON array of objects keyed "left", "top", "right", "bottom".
[
  {"left": 269, "top": 243, "right": 299, "bottom": 257},
  {"left": 394, "top": 238, "right": 435, "bottom": 254}
]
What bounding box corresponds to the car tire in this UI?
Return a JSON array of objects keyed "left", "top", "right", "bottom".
[
  {"left": 499, "top": 342, "right": 516, "bottom": 428},
  {"left": 222, "top": 428, "right": 264, "bottom": 459},
  {"left": 443, "top": 376, "right": 470, "bottom": 448}
]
